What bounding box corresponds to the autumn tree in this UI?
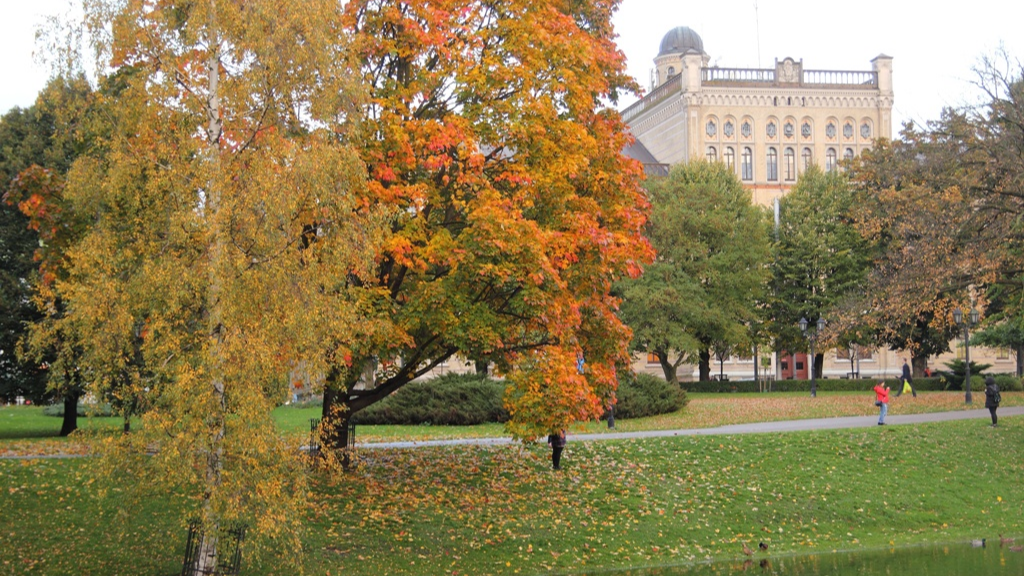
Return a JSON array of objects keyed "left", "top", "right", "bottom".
[
  {"left": 616, "top": 161, "right": 770, "bottom": 383},
  {"left": 845, "top": 124, "right": 984, "bottom": 374},
  {"left": 319, "top": 0, "right": 652, "bottom": 447},
  {"left": 47, "top": 0, "right": 382, "bottom": 571},
  {"left": 769, "top": 166, "right": 870, "bottom": 378}
]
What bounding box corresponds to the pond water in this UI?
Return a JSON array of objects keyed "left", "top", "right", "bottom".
[{"left": 584, "top": 542, "right": 1024, "bottom": 576}]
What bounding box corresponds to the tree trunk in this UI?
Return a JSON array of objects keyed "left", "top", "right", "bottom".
[
  {"left": 657, "top": 352, "right": 678, "bottom": 385},
  {"left": 320, "top": 387, "right": 353, "bottom": 468},
  {"left": 753, "top": 345, "right": 759, "bottom": 381},
  {"left": 912, "top": 354, "right": 928, "bottom": 378},
  {"left": 698, "top": 348, "right": 711, "bottom": 382},
  {"left": 194, "top": 18, "right": 226, "bottom": 575},
  {"left": 1016, "top": 344, "right": 1024, "bottom": 377},
  {"left": 814, "top": 353, "right": 823, "bottom": 380},
  {"left": 474, "top": 360, "right": 489, "bottom": 376},
  {"left": 59, "top": 393, "right": 79, "bottom": 437}
]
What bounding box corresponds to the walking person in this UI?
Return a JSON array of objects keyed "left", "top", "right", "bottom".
[
  {"left": 897, "top": 358, "right": 917, "bottom": 397},
  {"left": 985, "top": 376, "right": 1001, "bottom": 427},
  {"left": 547, "top": 430, "right": 567, "bottom": 470},
  {"left": 873, "top": 382, "right": 890, "bottom": 425}
]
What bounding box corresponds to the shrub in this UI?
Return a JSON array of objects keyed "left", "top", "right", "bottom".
[
  {"left": 352, "top": 373, "right": 509, "bottom": 426},
  {"left": 613, "top": 373, "right": 688, "bottom": 419},
  {"left": 682, "top": 377, "right": 960, "bottom": 394},
  {"left": 42, "top": 402, "right": 114, "bottom": 417},
  {"left": 994, "top": 374, "right": 1023, "bottom": 392}
]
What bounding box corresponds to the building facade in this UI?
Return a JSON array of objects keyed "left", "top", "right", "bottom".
[{"left": 623, "top": 26, "right": 893, "bottom": 206}]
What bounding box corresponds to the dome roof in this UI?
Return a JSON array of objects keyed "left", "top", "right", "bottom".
[{"left": 658, "top": 26, "right": 704, "bottom": 57}]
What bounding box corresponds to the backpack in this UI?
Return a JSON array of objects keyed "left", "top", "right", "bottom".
[{"left": 994, "top": 390, "right": 1002, "bottom": 404}]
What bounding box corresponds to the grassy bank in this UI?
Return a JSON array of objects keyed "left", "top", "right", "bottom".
[{"left": 1, "top": 417, "right": 1021, "bottom": 575}]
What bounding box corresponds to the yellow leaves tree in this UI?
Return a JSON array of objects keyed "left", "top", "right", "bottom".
[{"left": 52, "top": 0, "right": 383, "bottom": 571}]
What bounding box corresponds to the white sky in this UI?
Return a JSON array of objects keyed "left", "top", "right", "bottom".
[{"left": 2, "top": 0, "right": 1023, "bottom": 130}]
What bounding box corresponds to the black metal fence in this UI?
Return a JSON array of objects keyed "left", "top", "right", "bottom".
[{"left": 181, "top": 519, "right": 247, "bottom": 576}]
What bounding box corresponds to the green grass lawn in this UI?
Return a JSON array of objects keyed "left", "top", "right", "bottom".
[
  {"left": 4, "top": 391, "right": 1022, "bottom": 450},
  {"left": 2, "top": 417, "right": 1022, "bottom": 575}
]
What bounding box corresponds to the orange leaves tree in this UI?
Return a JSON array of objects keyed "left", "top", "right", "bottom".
[
  {"left": 51, "top": 0, "right": 381, "bottom": 571},
  {"left": 321, "top": 0, "right": 652, "bottom": 446}
]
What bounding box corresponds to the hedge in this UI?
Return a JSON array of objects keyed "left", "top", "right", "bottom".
[
  {"left": 42, "top": 402, "right": 114, "bottom": 417},
  {"left": 346, "top": 370, "right": 688, "bottom": 426},
  {"left": 681, "top": 374, "right": 1023, "bottom": 393}
]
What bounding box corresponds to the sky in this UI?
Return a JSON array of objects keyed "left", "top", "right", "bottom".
[{"left": 2, "top": 0, "right": 1023, "bottom": 131}]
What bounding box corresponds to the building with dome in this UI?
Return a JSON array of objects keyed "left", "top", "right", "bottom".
[{"left": 623, "top": 26, "right": 894, "bottom": 206}]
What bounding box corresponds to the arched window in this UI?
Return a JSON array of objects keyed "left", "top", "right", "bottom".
[
  {"left": 741, "top": 147, "right": 753, "bottom": 181},
  {"left": 766, "top": 147, "right": 778, "bottom": 181},
  {"left": 844, "top": 147, "right": 855, "bottom": 161},
  {"left": 801, "top": 147, "right": 812, "bottom": 170},
  {"left": 826, "top": 148, "right": 837, "bottom": 172},
  {"left": 706, "top": 146, "right": 718, "bottom": 162},
  {"left": 784, "top": 148, "right": 796, "bottom": 181},
  {"left": 668, "top": 66, "right": 676, "bottom": 76},
  {"left": 724, "top": 147, "right": 736, "bottom": 171}
]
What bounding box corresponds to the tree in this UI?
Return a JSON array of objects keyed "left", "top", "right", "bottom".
[
  {"left": 0, "top": 107, "right": 49, "bottom": 404},
  {"left": 617, "top": 161, "right": 771, "bottom": 383},
  {"left": 845, "top": 124, "right": 983, "bottom": 374},
  {"left": 2, "top": 77, "right": 94, "bottom": 433},
  {"left": 50, "top": 0, "right": 381, "bottom": 571},
  {"left": 770, "top": 166, "right": 870, "bottom": 377},
  {"left": 318, "top": 0, "right": 653, "bottom": 447}
]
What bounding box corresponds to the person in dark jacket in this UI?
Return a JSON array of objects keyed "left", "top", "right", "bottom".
[
  {"left": 984, "top": 376, "right": 1001, "bottom": 427},
  {"left": 897, "top": 358, "right": 917, "bottom": 397},
  {"left": 547, "top": 430, "right": 567, "bottom": 470}
]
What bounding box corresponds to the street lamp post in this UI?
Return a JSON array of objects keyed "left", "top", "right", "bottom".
[
  {"left": 953, "top": 308, "right": 980, "bottom": 404},
  {"left": 799, "top": 317, "right": 827, "bottom": 398}
]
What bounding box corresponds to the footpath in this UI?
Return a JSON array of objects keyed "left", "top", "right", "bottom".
[
  {"left": 360, "top": 406, "right": 1024, "bottom": 450},
  {"left": 3, "top": 407, "right": 1021, "bottom": 459}
]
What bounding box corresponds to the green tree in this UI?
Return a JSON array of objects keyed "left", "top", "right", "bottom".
[
  {"left": 770, "top": 166, "right": 870, "bottom": 378},
  {"left": 2, "top": 77, "right": 93, "bottom": 431},
  {"left": 618, "top": 161, "right": 771, "bottom": 383},
  {"left": 0, "top": 107, "right": 49, "bottom": 404}
]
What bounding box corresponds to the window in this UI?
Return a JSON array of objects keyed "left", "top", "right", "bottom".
[
  {"left": 826, "top": 148, "right": 837, "bottom": 172},
  {"left": 844, "top": 147, "right": 855, "bottom": 161},
  {"left": 784, "top": 148, "right": 796, "bottom": 181},
  {"left": 706, "top": 146, "right": 718, "bottom": 162},
  {"left": 802, "top": 147, "right": 812, "bottom": 170},
  {"left": 647, "top": 353, "right": 659, "bottom": 364},
  {"left": 997, "top": 348, "right": 1011, "bottom": 360},
  {"left": 668, "top": 66, "right": 675, "bottom": 76},
  {"left": 724, "top": 147, "right": 735, "bottom": 171},
  {"left": 741, "top": 147, "right": 753, "bottom": 180},
  {"left": 766, "top": 147, "right": 778, "bottom": 181}
]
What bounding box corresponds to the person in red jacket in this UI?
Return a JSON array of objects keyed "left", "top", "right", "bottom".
[{"left": 873, "top": 382, "right": 890, "bottom": 425}]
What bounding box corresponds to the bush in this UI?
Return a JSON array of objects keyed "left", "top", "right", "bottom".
[
  {"left": 682, "top": 376, "right": 959, "bottom": 394},
  {"left": 613, "top": 373, "right": 688, "bottom": 419},
  {"left": 42, "top": 402, "right": 114, "bottom": 417},
  {"left": 994, "top": 374, "right": 1023, "bottom": 392},
  {"left": 352, "top": 373, "right": 509, "bottom": 426}
]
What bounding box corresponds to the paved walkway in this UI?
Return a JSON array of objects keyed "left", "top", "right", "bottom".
[
  {"left": 360, "top": 406, "right": 1024, "bottom": 449},
  {"left": 3, "top": 407, "right": 1020, "bottom": 458}
]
